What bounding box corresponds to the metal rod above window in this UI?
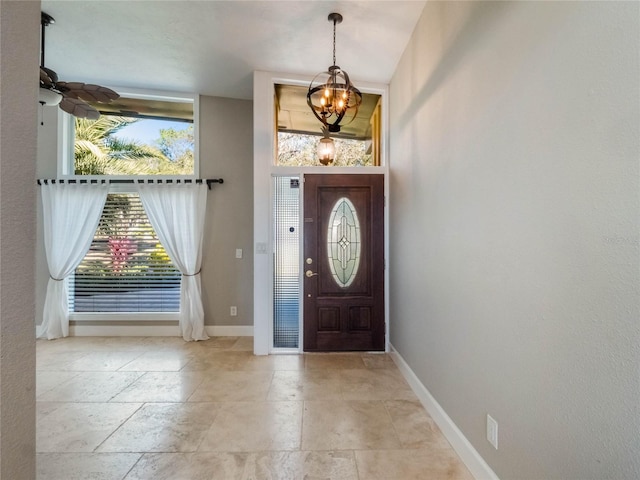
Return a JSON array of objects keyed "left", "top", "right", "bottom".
[{"left": 37, "top": 178, "right": 224, "bottom": 190}]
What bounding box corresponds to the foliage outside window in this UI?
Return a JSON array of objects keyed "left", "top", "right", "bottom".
[
  {"left": 74, "top": 116, "right": 194, "bottom": 175},
  {"left": 72, "top": 193, "right": 180, "bottom": 313},
  {"left": 277, "top": 132, "right": 372, "bottom": 167},
  {"left": 66, "top": 91, "right": 197, "bottom": 176}
]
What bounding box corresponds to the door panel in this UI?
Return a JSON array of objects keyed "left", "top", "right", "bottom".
[{"left": 303, "top": 174, "right": 384, "bottom": 351}]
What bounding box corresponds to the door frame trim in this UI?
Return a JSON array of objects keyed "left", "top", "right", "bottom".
[{"left": 253, "top": 71, "right": 390, "bottom": 355}]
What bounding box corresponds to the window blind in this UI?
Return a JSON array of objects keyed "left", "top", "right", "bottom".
[{"left": 70, "top": 193, "right": 180, "bottom": 313}]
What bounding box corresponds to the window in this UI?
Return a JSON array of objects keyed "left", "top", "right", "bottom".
[
  {"left": 277, "top": 132, "right": 373, "bottom": 167},
  {"left": 273, "top": 176, "right": 300, "bottom": 348},
  {"left": 274, "top": 83, "right": 381, "bottom": 167},
  {"left": 60, "top": 90, "right": 198, "bottom": 177},
  {"left": 327, "top": 197, "right": 361, "bottom": 288},
  {"left": 59, "top": 90, "right": 198, "bottom": 317},
  {"left": 70, "top": 193, "right": 180, "bottom": 314}
]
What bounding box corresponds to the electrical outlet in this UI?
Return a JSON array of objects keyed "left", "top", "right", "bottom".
[
  {"left": 235, "top": 248, "right": 243, "bottom": 259},
  {"left": 230, "top": 306, "right": 237, "bottom": 316},
  {"left": 487, "top": 414, "right": 498, "bottom": 449}
]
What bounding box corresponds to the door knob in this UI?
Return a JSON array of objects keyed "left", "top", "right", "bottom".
[{"left": 305, "top": 270, "right": 318, "bottom": 278}]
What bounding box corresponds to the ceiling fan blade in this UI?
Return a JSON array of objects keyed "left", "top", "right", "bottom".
[
  {"left": 56, "top": 82, "right": 119, "bottom": 104},
  {"left": 59, "top": 97, "right": 100, "bottom": 120},
  {"left": 40, "top": 66, "right": 58, "bottom": 86},
  {"left": 40, "top": 68, "right": 52, "bottom": 85}
]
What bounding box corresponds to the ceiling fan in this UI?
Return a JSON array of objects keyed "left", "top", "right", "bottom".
[{"left": 39, "top": 12, "right": 119, "bottom": 120}]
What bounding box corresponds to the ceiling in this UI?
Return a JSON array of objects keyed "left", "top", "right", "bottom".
[{"left": 39, "top": 1, "right": 426, "bottom": 101}]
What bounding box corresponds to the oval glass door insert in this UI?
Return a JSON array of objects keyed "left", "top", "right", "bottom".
[{"left": 327, "top": 197, "right": 361, "bottom": 288}]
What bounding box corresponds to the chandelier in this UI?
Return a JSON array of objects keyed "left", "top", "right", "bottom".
[{"left": 307, "top": 13, "right": 362, "bottom": 133}]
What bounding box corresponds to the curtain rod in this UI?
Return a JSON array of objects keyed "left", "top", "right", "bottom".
[{"left": 37, "top": 178, "right": 224, "bottom": 190}]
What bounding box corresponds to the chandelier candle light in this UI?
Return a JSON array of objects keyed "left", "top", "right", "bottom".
[{"left": 307, "top": 13, "right": 363, "bottom": 135}]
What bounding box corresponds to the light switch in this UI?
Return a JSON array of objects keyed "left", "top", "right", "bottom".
[{"left": 235, "top": 248, "right": 243, "bottom": 259}]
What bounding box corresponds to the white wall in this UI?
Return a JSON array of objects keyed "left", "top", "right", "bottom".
[
  {"left": 0, "top": 1, "right": 39, "bottom": 476},
  {"left": 389, "top": 1, "right": 639, "bottom": 479},
  {"left": 35, "top": 96, "right": 254, "bottom": 330}
]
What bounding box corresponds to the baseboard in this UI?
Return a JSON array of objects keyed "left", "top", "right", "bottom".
[
  {"left": 67, "top": 324, "right": 253, "bottom": 337},
  {"left": 389, "top": 344, "right": 500, "bottom": 480},
  {"left": 206, "top": 325, "right": 253, "bottom": 337}
]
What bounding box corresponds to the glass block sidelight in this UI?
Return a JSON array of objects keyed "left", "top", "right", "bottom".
[
  {"left": 327, "top": 197, "right": 361, "bottom": 288},
  {"left": 273, "top": 176, "right": 300, "bottom": 348}
]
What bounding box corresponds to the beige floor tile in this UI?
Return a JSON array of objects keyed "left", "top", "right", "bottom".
[
  {"left": 36, "top": 452, "right": 141, "bottom": 480},
  {"left": 37, "top": 402, "right": 142, "bottom": 452},
  {"left": 242, "top": 451, "right": 358, "bottom": 480},
  {"left": 124, "top": 452, "right": 249, "bottom": 480},
  {"left": 37, "top": 338, "right": 95, "bottom": 355},
  {"left": 385, "top": 399, "right": 453, "bottom": 449},
  {"left": 44, "top": 337, "right": 146, "bottom": 353},
  {"left": 111, "top": 371, "right": 207, "bottom": 403},
  {"left": 63, "top": 351, "right": 144, "bottom": 371},
  {"left": 230, "top": 336, "right": 253, "bottom": 351},
  {"left": 362, "top": 353, "right": 397, "bottom": 369},
  {"left": 139, "top": 336, "right": 195, "bottom": 349},
  {"left": 242, "top": 353, "right": 305, "bottom": 371},
  {"left": 200, "top": 336, "right": 240, "bottom": 349},
  {"left": 101, "top": 337, "right": 155, "bottom": 348},
  {"left": 118, "top": 350, "right": 195, "bottom": 371},
  {"left": 304, "top": 353, "right": 367, "bottom": 370},
  {"left": 188, "top": 370, "right": 273, "bottom": 402},
  {"left": 37, "top": 350, "right": 89, "bottom": 371},
  {"left": 37, "top": 371, "right": 144, "bottom": 402},
  {"left": 97, "top": 402, "right": 219, "bottom": 453},
  {"left": 355, "top": 448, "right": 475, "bottom": 480},
  {"left": 340, "top": 368, "right": 416, "bottom": 401},
  {"left": 267, "top": 369, "right": 343, "bottom": 401},
  {"left": 199, "top": 401, "right": 302, "bottom": 452},
  {"left": 37, "top": 401, "right": 64, "bottom": 418},
  {"left": 36, "top": 371, "right": 79, "bottom": 397},
  {"left": 302, "top": 400, "right": 401, "bottom": 451},
  {"left": 181, "top": 350, "right": 251, "bottom": 371},
  {"left": 36, "top": 337, "right": 474, "bottom": 480}
]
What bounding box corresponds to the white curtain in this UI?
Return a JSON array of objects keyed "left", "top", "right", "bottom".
[
  {"left": 40, "top": 182, "right": 109, "bottom": 339},
  {"left": 138, "top": 183, "right": 209, "bottom": 341}
]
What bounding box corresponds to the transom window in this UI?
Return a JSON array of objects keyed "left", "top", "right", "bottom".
[{"left": 274, "top": 83, "right": 382, "bottom": 167}]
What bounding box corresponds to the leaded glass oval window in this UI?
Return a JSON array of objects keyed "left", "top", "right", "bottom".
[{"left": 327, "top": 197, "right": 361, "bottom": 288}]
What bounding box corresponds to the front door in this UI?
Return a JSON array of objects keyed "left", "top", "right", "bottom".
[{"left": 303, "top": 174, "right": 385, "bottom": 351}]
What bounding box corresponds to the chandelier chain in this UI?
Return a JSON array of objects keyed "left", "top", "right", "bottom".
[{"left": 333, "top": 18, "right": 337, "bottom": 66}]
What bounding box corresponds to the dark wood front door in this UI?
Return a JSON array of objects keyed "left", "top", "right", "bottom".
[{"left": 303, "top": 174, "right": 385, "bottom": 351}]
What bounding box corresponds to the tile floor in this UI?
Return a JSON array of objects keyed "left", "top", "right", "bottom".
[{"left": 36, "top": 336, "right": 474, "bottom": 480}]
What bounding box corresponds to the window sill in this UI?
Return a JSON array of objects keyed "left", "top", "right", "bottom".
[{"left": 69, "top": 313, "right": 180, "bottom": 322}]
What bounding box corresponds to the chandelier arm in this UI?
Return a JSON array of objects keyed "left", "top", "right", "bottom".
[{"left": 307, "top": 86, "right": 331, "bottom": 127}]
